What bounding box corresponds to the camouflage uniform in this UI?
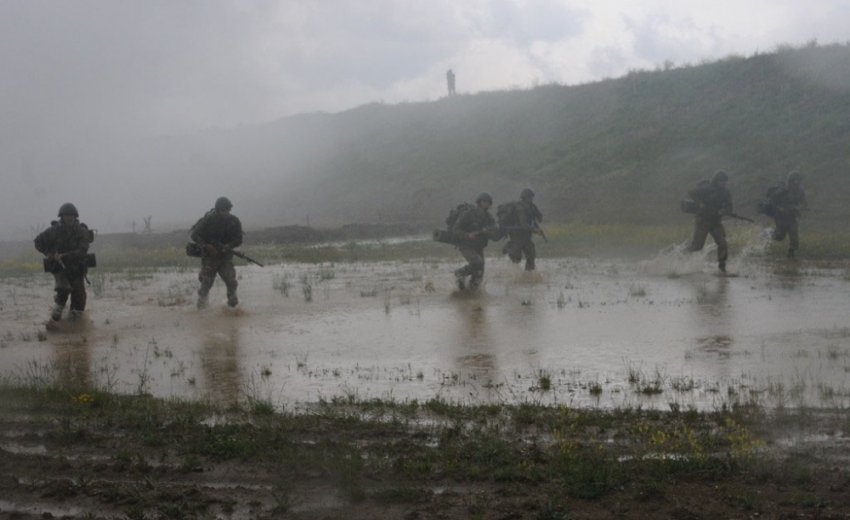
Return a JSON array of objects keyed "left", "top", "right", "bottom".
[
  {"left": 769, "top": 180, "right": 807, "bottom": 257},
  {"left": 687, "top": 175, "right": 733, "bottom": 271},
  {"left": 34, "top": 220, "right": 91, "bottom": 320},
  {"left": 190, "top": 209, "right": 243, "bottom": 308},
  {"left": 504, "top": 199, "right": 543, "bottom": 271},
  {"left": 451, "top": 205, "right": 496, "bottom": 290}
]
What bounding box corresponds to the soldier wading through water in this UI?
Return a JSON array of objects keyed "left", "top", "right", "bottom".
[
  {"left": 34, "top": 203, "right": 92, "bottom": 322},
  {"left": 452, "top": 192, "right": 498, "bottom": 291},
  {"left": 687, "top": 170, "right": 734, "bottom": 273},
  {"left": 501, "top": 187, "right": 544, "bottom": 271},
  {"left": 768, "top": 171, "right": 808, "bottom": 259},
  {"left": 190, "top": 197, "right": 244, "bottom": 309}
]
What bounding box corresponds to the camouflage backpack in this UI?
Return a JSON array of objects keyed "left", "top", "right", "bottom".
[
  {"left": 496, "top": 201, "right": 521, "bottom": 227},
  {"left": 445, "top": 203, "right": 475, "bottom": 229}
]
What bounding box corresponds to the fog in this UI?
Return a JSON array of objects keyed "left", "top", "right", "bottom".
[{"left": 2, "top": 1, "right": 848, "bottom": 241}]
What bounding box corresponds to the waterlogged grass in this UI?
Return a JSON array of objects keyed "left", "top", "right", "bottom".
[
  {"left": 0, "top": 370, "right": 846, "bottom": 516},
  {"left": 0, "top": 380, "right": 815, "bottom": 496}
]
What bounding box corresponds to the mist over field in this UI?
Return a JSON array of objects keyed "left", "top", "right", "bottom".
[{"left": 3, "top": 2, "right": 850, "bottom": 241}]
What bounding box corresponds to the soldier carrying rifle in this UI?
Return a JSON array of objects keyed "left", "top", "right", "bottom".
[
  {"left": 34, "top": 203, "right": 93, "bottom": 322},
  {"left": 686, "top": 170, "right": 734, "bottom": 273},
  {"left": 190, "top": 197, "right": 244, "bottom": 309}
]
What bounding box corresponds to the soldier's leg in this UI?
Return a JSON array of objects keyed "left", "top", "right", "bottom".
[
  {"left": 52, "top": 273, "right": 72, "bottom": 321},
  {"left": 785, "top": 218, "right": 799, "bottom": 258},
  {"left": 68, "top": 275, "right": 87, "bottom": 321},
  {"left": 523, "top": 240, "right": 536, "bottom": 271},
  {"left": 197, "top": 258, "right": 217, "bottom": 309},
  {"left": 772, "top": 218, "right": 789, "bottom": 242},
  {"left": 506, "top": 232, "right": 523, "bottom": 263},
  {"left": 219, "top": 260, "right": 239, "bottom": 307},
  {"left": 454, "top": 246, "right": 475, "bottom": 290},
  {"left": 709, "top": 222, "right": 728, "bottom": 271},
  {"left": 688, "top": 220, "right": 710, "bottom": 252},
  {"left": 466, "top": 248, "right": 486, "bottom": 290}
]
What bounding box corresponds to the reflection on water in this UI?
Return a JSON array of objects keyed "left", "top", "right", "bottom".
[
  {"left": 201, "top": 324, "right": 242, "bottom": 403},
  {"left": 2, "top": 257, "right": 849, "bottom": 410}
]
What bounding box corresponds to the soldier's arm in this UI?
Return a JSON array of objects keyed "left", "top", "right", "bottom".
[
  {"left": 189, "top": 217, "right": 209, "bottom": 245},
  {"left": 532, "top": 203, "right": 543, "bottom": 223},
  {"left": 451, "top": 212, "right": 473, "bottom": 241},
  {"left": 228, "top": 218, "right": 244, "bottom": 249},
  {"left": 64, "top": 228, "right": 90, "bottom": 263},
  {"left": 721, "top": 191, "right": 733, "bottom": 216},
  {"left": 33, "top": 228, "right": 52, "bottom": 255}
]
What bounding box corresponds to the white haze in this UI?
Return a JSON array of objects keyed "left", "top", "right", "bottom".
[{"left": 2, "top": 0, "right": 848, "bottom": 240}]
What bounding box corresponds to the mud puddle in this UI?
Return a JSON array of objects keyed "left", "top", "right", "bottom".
[{"left": 1, "top": 252, "right": 849, "bottom": 409}]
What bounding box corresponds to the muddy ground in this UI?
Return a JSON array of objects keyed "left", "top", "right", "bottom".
[{"left": 1, "top": 248, "right": 850, "bottom": 518}]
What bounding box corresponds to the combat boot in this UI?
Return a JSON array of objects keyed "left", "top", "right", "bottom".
[
  {"left": 197, "top": 296, "right": 208, "bottom": 310},
  {"left": 787, "top": 248, "right": 795, "bottom": 260},
  {"left": 68, "top": 310, "right": 81, "bottom": 324},
  {"left": 50, "top": 305, "right": 63, "bottom": 322},
  {"left": 718, "top": 261, "right": 726, "bottom": 273},
  {"left": 454, "top": 269, "right": 466, "bottom": 291}
]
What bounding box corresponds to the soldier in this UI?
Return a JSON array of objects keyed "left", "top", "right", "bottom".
[
  {"left": 190, "top": 197, "right": 244, "bottom": 309},
  {"left": 502, "top": 187, "right": 544, "bottom": 271},
  {"left": 34, "top": 203, "right": 92, "bottom": 322},
  {"left": 452, "top": 192, "right": 497, "bottom": 291},
  {"left": 687, "top": 170, "right": 733, "bottom": 273},
  {"left": 446, "top": 69, "right": 456, "bottom": 96},
  {"left": 769, "top": 171, "right": 807, "bottom": 259}
]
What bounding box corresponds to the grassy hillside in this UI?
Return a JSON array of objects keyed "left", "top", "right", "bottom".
[{"left": 173, "top": 43, "right": 850, "bottom": 231}]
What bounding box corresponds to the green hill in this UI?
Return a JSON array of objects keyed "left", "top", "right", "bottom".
[{"left": 183, "top": 42, "right": 850, "bottom": 231}]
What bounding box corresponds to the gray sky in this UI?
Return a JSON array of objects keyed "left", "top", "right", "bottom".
[{"left": 2, "top": 0, "right": 849, "bottom": 239}]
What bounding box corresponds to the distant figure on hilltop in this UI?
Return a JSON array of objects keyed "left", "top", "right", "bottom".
[{"left": 446, "top": 69, "right": 456, "bottom": 96}]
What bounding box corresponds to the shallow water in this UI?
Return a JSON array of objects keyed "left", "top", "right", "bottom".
[{"left": 1, "top": 250, "right": 848, "bottom": 410}]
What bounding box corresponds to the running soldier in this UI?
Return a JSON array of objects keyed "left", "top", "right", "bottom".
[
  {"left": 769, "top": 171, "right": 808, "bottom": 259},
  {"left": 34, "top": 203, "right": 92, "bottom": 322},
  {"left": 190, "top": 197, "right": 244, "bottom": 309},
  {"left": 452, "top": 192, "right": 497, "bottom": 291},
  {"left": 687, "top": 170, "right": 733, "bottom": 273},
  {"left": 502, "top": 187, "right": 544, "bottom": 271}
]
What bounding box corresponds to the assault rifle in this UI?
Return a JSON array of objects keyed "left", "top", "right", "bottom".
[
  {"left": 725, "top": 213, "right": 756, "bottom": 224},
  {"left": 682, "top": 199, "right": 755, "bottom": 223},
  {"left": 212, "top": 242, "right": 265, "bottom": 267},
  {"left": 532, "top": 220, "right": 548, "bottom": 243},
  {"left": 185, "top": 242, "right": 264, "bottom": 267}
]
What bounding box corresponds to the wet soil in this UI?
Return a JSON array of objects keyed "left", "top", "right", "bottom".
[
  {"left": 1, "top": 252, "right": 850, "bottom": 518},
  {"left": 0, "top": 394, "right": 849, "bottom": 519}
]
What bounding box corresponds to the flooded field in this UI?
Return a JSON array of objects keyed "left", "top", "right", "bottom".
[{"left": 2, "top": 249, "right": 849, "bottom": 410}]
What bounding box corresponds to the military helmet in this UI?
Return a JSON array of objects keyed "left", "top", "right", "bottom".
[
  {"left": 520, "top": 187, "right": 535, "bottom": 200},
  {"left": 787, "top": 171, "right": 803, "bottom": 184},
  {"left": 215, "top": 197, "right": 233, "bottom": 211},
  {"left": 711, "top": 170, "right": 729, "bottom": 184},
  {"left": 58, "top": 203, "right": 79, "bottom": 217},
  {"left": 475, "top": 192, "right": 493, "bottom": 204}
]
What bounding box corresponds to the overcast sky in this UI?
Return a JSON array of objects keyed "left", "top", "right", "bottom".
[
  {"left": 3, "top": 0, "right": 849, "bottom": 137},
  {"left": 2, "top": 0, "right": 849, "bottom": 238}
]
